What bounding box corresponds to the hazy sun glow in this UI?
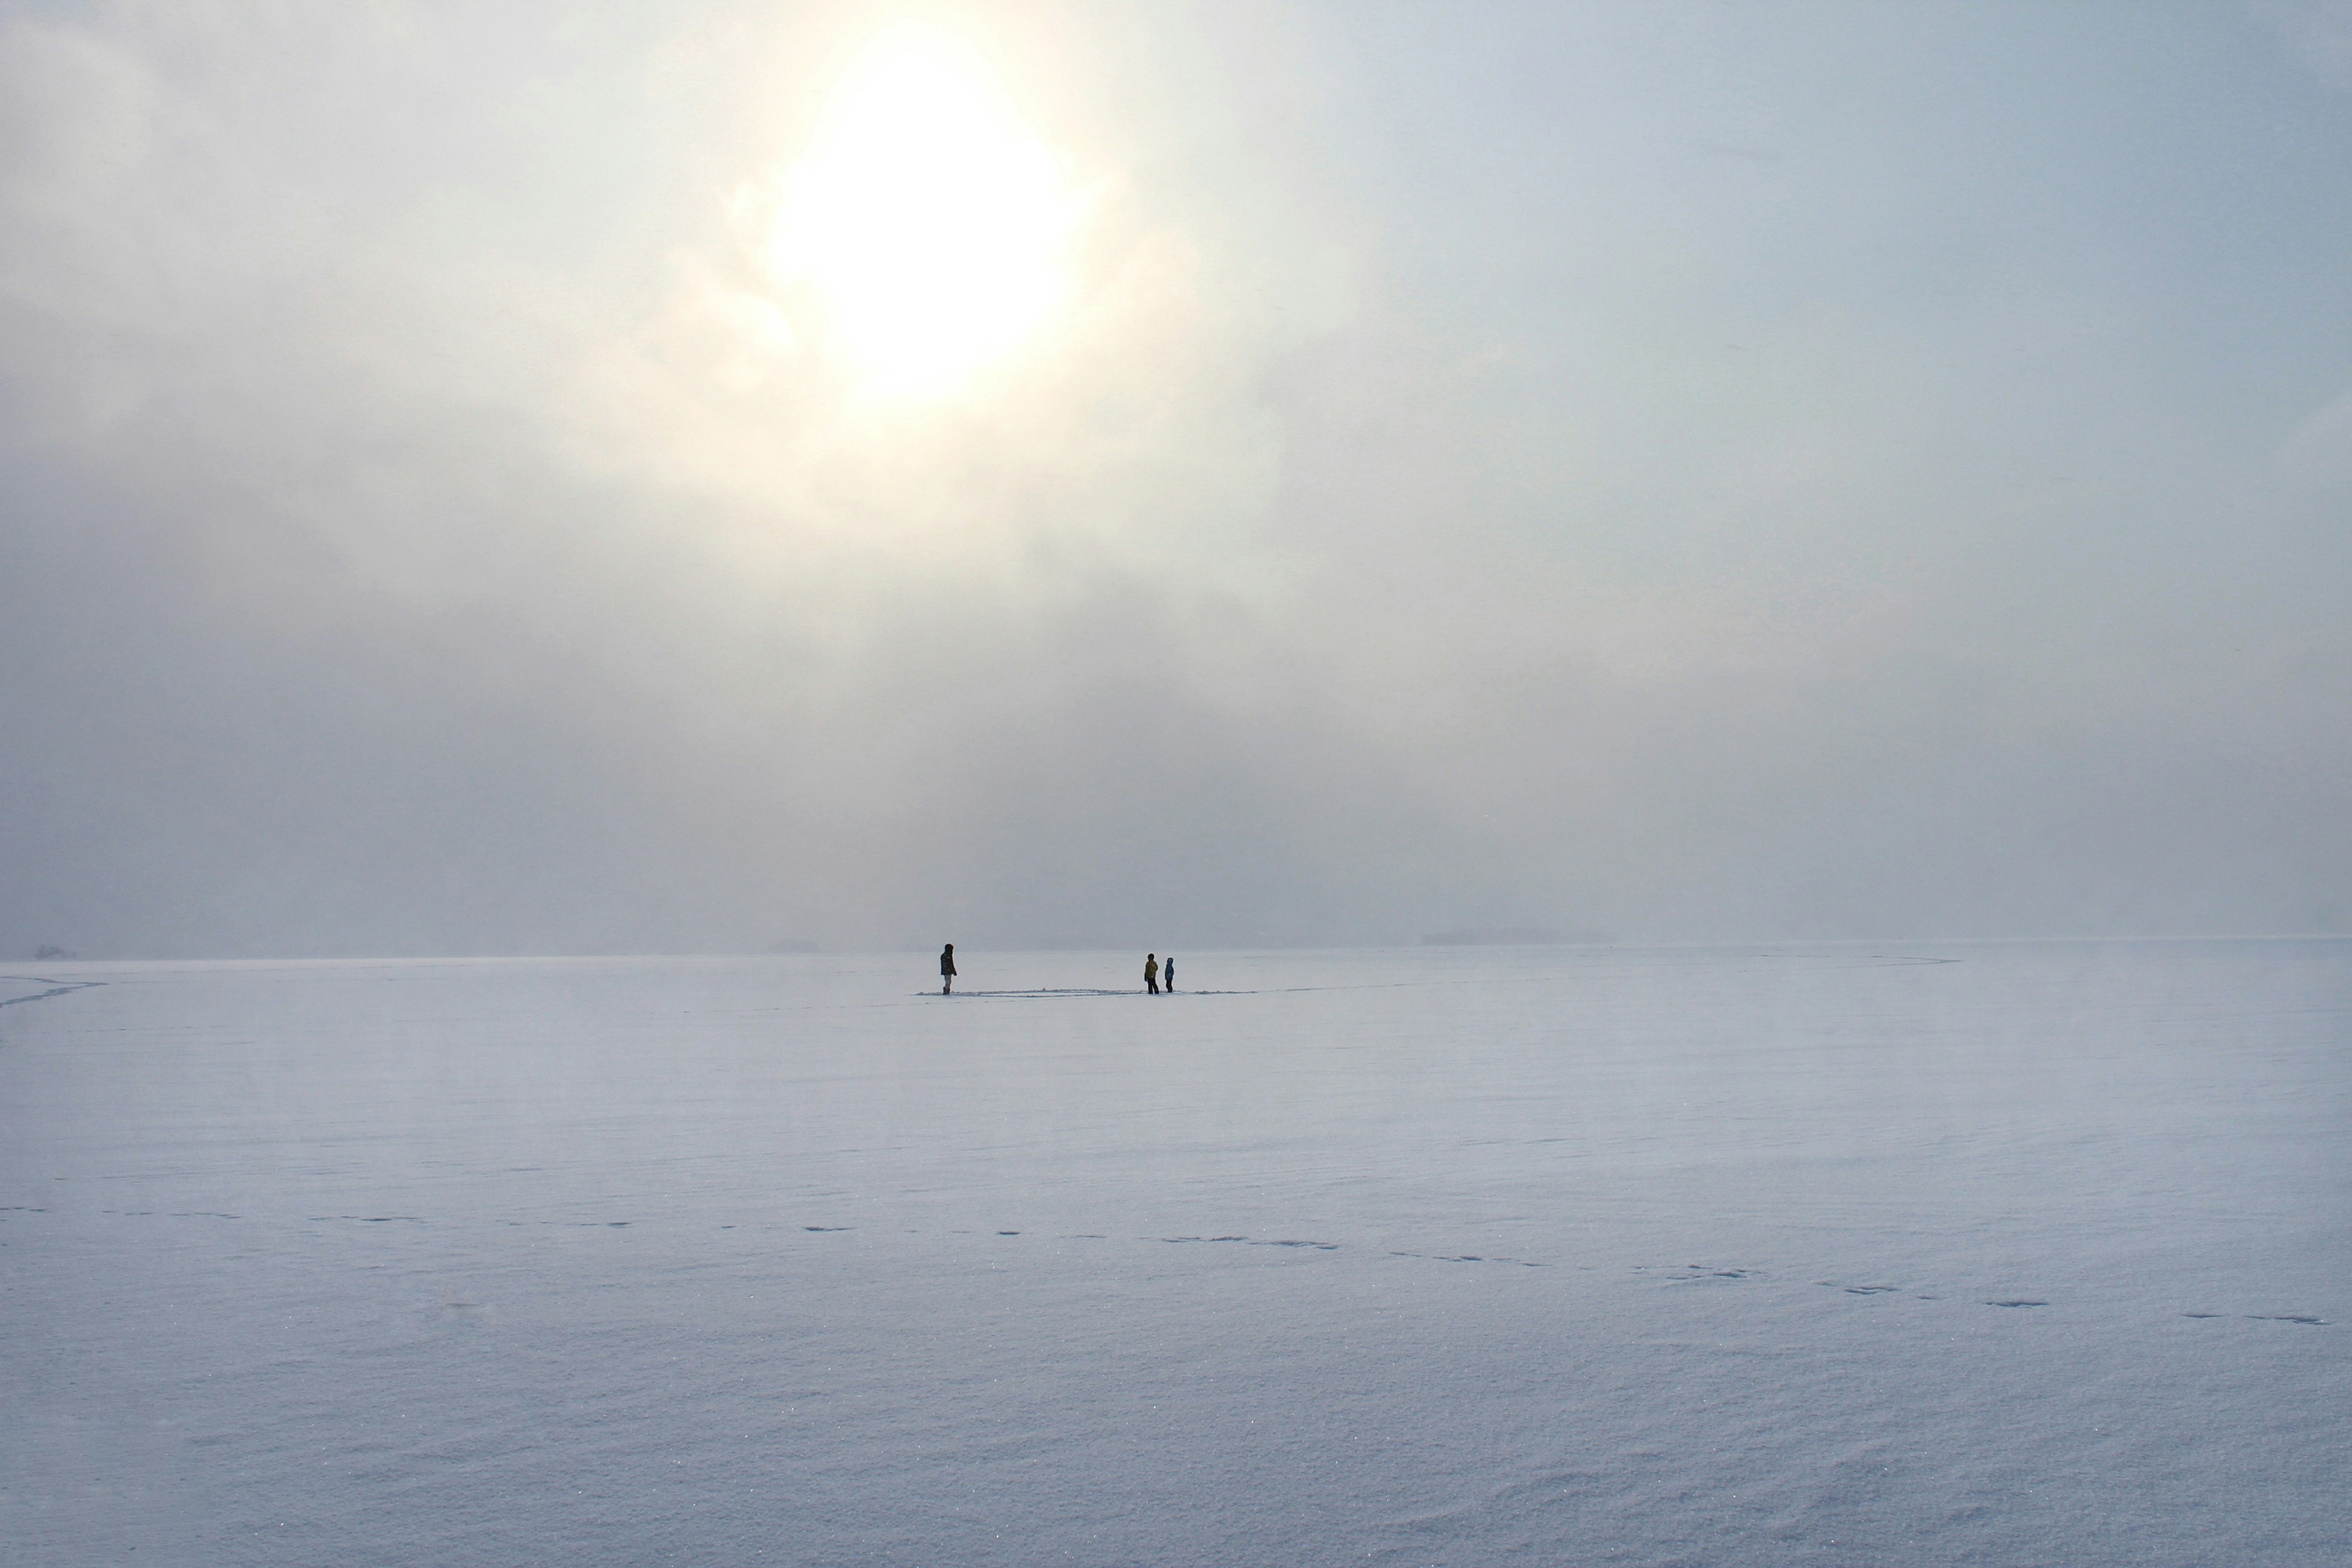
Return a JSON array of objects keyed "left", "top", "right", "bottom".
[{"left": 769, "top": 23, "right": 1074, "bottom": 396}]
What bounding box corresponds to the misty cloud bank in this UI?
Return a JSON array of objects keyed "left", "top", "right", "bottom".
[{"left": 4, "top": 2, "right": 2348, "bottom": 958}]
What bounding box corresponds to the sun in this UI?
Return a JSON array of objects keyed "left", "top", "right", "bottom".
[{"left": 766, "top": 21, "right": 1075, "bottom": 398}]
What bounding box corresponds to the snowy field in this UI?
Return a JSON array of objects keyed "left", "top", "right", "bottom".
[{"left": 2, "top": 940, "right": 2346, "bottom": 1567}]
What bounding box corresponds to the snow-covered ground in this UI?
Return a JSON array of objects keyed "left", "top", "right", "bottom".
[{"left": 3, "top": 941, "right": 2345, "bottom": 1566}]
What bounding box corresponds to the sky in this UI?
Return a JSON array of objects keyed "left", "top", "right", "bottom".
[{"left": 2, "top": 0, "right": 2348, "bottom": 959}]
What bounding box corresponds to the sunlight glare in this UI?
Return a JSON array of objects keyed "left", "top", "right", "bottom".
[{"left": 769, "top": 22, "right": 1074, "bottom": 397}]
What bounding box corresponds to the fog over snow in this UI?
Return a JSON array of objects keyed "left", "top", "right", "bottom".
[
  {"left": 5, "top": 10, "right": 2351, "bottom": 1562},
  {"left": 3, "top": 1, "right": 2350, "bottom": 957}
]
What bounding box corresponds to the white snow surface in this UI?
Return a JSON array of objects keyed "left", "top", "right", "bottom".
[{"left": 2, "top": 941, "right": 2346, "bottom": 1566}]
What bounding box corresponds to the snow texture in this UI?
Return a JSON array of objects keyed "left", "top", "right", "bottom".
[{"left": 2, "top": 941, "right": 2346, "bottom": 1566}]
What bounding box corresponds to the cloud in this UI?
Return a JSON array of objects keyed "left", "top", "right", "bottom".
[{"left": 1, "top": 1, "right": 2346, "bottom": 957}]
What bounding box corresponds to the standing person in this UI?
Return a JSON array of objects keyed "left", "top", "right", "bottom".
[
  {"left": 1144, "top": 953, "right": 1159, "bottom": 995},
  {"left": 1163, "top": 955, "right": 1175, "bottom": 992},
  {"left": 940, "top": 943, "right": 957, "bottom": 996}
]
